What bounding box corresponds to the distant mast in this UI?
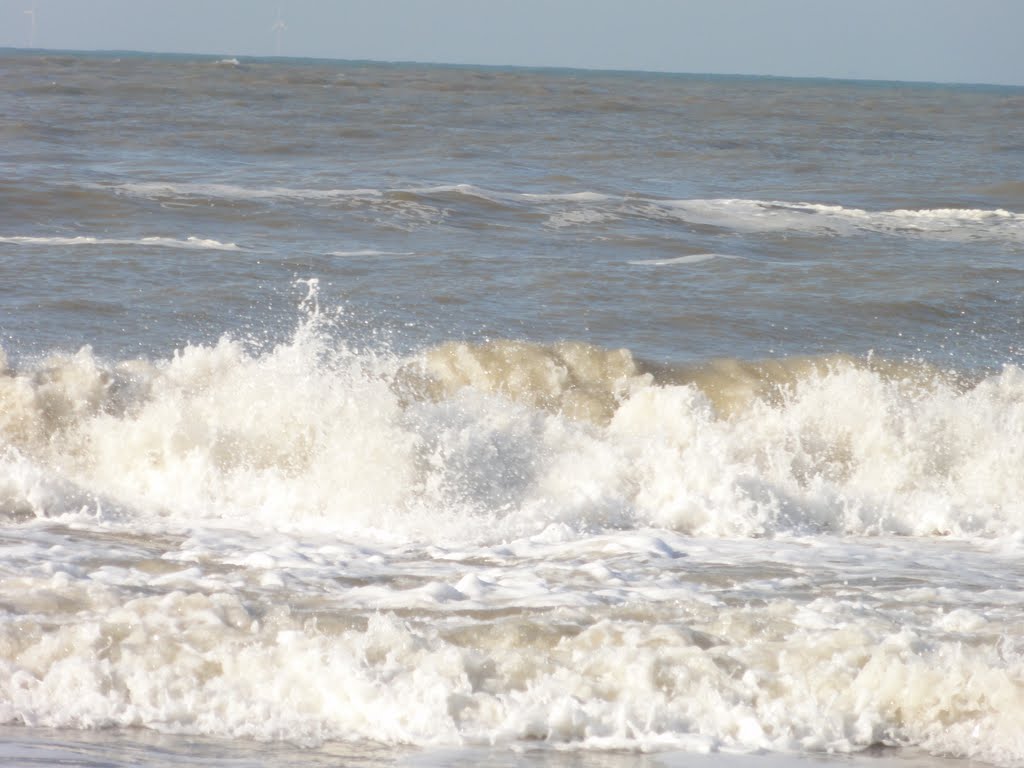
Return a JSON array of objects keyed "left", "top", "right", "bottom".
[
  {"left": 271, "top": 9, "right": 286, "bottom": 57},
  {"left": 24, "top": 3, "right": 36, "bottom": 48}
]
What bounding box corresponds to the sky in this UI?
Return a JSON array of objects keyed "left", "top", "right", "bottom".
[{"left": 2, "top": 0, "right": 1023, "bottom": 87}]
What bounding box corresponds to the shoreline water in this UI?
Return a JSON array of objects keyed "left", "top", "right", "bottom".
[{"left": 0, "top": 725, "right": 995, "bottom": 768}]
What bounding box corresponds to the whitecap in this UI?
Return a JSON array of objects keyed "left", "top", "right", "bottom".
[
  {"left": 329, "top": 249, "right": 415, "bottom": 257},
  {"left": 521, "top": 190, "right": 611, "bottom": 203},
  {"left": 0, "top": 235, "right": 240, "bottom": 250},
  {"left": 654, "top": 198, "right": 1024, "bottom": 241},
  {"left": 629, "top": 253, "right": 738, "bottom": 266},
  {"left": 113, "top": 181, "right": 382, "bottom": 201},
  {"left": 546, "top": 208, "right": 617, "bottom": 228}
]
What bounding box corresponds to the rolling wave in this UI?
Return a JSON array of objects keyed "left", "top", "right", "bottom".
[
  {"left": 0, "top": 235, "right": 241, "bottom": 250},
  {"left": 108, "top": 180, "right": 1024, "bottom": 242},
  {"left": 1, "top": 313, "right": 1020, "bottom": 541}
]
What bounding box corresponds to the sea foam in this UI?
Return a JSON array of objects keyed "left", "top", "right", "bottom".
[
  {"left": 0, "top": 297, "right": 1022, "bottom": 766},
  {"left": 1, "top": 308, "right": 1022, "bottom": 542},
  {"left": 0, "top": 567, "right": 1022, "bottom": 762},
  {"left": 0, "top": 235, "right": 240, "bottom": 250},
  {"left": 656, "top": 199, "right": 1024, "bottom": 241}
]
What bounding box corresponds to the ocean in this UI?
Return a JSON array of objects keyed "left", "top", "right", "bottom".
[{"left": 1, "top": 50, "right": 1023, "bottom": 767}]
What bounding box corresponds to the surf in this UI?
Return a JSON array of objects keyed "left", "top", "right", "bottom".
[{"left": 2, "top": 294, "right": 1021, "bottom": 543}]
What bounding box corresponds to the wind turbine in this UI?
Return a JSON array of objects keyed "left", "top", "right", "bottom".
[
  {"left": 271, "top": 9, "right": 286, "bottom": 56},
  {"left": 24, "top": 2, "right": 36, "bottom": 48}
]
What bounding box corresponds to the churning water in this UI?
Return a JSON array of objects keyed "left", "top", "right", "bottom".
[{"left": 1, "top": 51, "right": 1024, "bottom": 767}]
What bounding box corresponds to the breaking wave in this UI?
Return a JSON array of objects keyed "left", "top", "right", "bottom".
[
  {"left": 1, "top": 300, "right": 1021, "bottom": 542},
  {"left": 109, "top": 181, "right": 1024, "bottom": 242}
]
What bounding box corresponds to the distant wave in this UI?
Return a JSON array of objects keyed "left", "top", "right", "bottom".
[
  {"left": 519, "top": 190, "right": 611, "bottom": 203},
  {"left": 0, "top": 235, "right": 241, "bottom": 250},
  {"left": 113, "top": 181, "right": 610, "bottom": 207},
  {"left": 110, "top": 181, "right": 1024, "bottom": 241},
  {"left": 629, "top": 253, "right": 739, "bottom": 266},
  {"left": 114, "top": 181, "right": 382, "bottom": 201},
  {"left": 329, "top": 249, "right": 415, "bottom": 257},
  {"left": 103, "top": 179, "right": 1024, "bottom": 248},
  {"left": 111, "top": 182, "right": 441, "bottom": 229},
  {"left": 654, "top": 198, "right": 1024, "bottom": 241}
]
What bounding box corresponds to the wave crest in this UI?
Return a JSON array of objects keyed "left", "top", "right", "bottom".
[{"left": 1, "top": 326, "right": 1022, "bottom": 540}]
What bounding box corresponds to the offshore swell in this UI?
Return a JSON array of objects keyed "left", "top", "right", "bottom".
[{"left": 2, "top": 51, "right": 1024, "bottom": 767}]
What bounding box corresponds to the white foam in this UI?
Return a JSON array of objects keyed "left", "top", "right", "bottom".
[
  {"left": 114, "top": 181, "right": 382, "bottom": 202},
  {"left": 112, "top": 182, "right": 443, "bottom": 229},
  {"left": 404, "top": 185, "right": 610, "bottom": 205},
  {"left": 3, "top": 312, "right": 1024, "bottom": 762},
  {"left": 113, "top": 181, "right": 613, "bottom": 209},
  {"left": 140, "top": 236, "right": 241, "bottom": 250},
  {"left": 406, "top": 183, "right": 503, "bottom": 203},
  {"left": 329, "top": 249, "right": 415, "bottom": 257},
  {"left": 629, "top": 253, "right": 738, "bottom": 266},
  {"left": 0, "top": 235, "right": 240, "bottom": 250},
  {"left": 655, "top": 198, "right": 1024, "bottom": 241},
  {"left": 546, "top": 209, "right": 618, "bottom": 228},
  {"left": 521, "top": 191, "right": 610, "bottom": 203},
  {"left": 2, "top": 326, "right": 1023, "bottom": 542},
  {"left": 0, "top": 568, "right": 1021, "bottom": 763}
]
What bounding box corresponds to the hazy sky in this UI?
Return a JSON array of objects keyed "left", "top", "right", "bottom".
[{"left": 3, "top": 0, "right": 1023, "bottom": 86}]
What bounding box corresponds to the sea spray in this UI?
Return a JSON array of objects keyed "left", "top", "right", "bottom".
[{"left": 1, "top": 296, "right": 1022, "bottom": 541}]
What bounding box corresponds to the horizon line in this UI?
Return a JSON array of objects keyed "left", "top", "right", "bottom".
[{"left": 2, "top": 45, "right": 1022, "bottom": 91}]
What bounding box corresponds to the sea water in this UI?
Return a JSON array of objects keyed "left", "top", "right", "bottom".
[{"left": 1, "top": 51, "right": 1023, "bottom": 767}]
